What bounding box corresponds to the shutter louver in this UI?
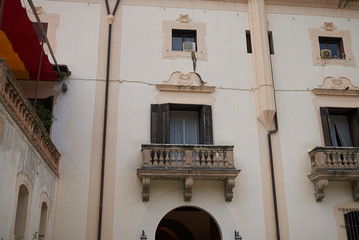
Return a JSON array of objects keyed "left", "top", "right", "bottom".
[
  {"left": 320, "top": 107, "right": 332, "bottom": 146},
  {"left": 200, "top": 105, "right": 213, "bottom": 145},
  {"left": 151, "top": 104, "right": 170, "bottom": 143}
]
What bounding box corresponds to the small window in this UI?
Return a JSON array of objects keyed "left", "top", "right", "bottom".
[
  {"left": 319, "top": 37, "right": 345, "bottom": 59},
  {"left": 172, "top": 29, "right": 197, "bottom": 51},
  {"left": 320, "top": 108, "right": 359, "bottom": 147},
  {"left": 245, "top": 30, "right": 274, "bottom": 54},
  {"left": 151, "top": 104, "right": 213, "bottom": 145}
]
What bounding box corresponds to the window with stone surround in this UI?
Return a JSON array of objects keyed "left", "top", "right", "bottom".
[
  {"left": 309, "top": 22, "right": 356, "bottom": 66},
  {"left": 320, "top": 107, "right": 359, "bottom": 147},
  {"left": 162, "top": 14, "right": 207, "bottom": 60},
  {"left": 151, "top": 104, "right": 213, "bottom": 145}
]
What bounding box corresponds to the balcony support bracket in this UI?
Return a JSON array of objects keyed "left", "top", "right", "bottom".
[
  {"left": 184, "top": 177, "right": 193, "bottom": 201},
  {"left": 314, "top": 179, "right": 328, "bottom": 202},
  {"left": 225, "top": 177, "right": 236, "bottom": 202},
  {"left": 141, "top": 176, "right": 151, "bottom": 201},
  {"left": 352, "top": 181, "right": 359, "bottom": 201}
]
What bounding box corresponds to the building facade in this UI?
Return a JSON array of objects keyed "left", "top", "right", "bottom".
[{"left": 1, "top": 0, "right": 359, "bottom": 239}]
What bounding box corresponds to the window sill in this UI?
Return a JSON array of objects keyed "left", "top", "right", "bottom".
[
  {"left": 156, "top": 84, "right": 215, "bottom": 93},
  {"left": 312, "top": 88, "right": 359, "bottom": 96}
]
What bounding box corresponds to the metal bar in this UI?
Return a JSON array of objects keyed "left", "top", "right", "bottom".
[
  {"left": 34, "top": 42, "right": 44, "bottom": 108},
  {"left": 27, "top": 0, "right": 63, "bottom": 80},
  {"left": 0, "top": 0, "right": 5, "bottom": 29}
]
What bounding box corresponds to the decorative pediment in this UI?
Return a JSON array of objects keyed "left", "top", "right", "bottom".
[
  {"left": 313, "top": 76, "right": 359, "bottom": 96},
  {"left": 164, "top": 71, "right": 206, "bottom": 86},
  {"left": 318, "top": 76, "right": 358, "bottom": 90},
  {"left": 176, "top": 14, "right": 192, "bottom": 23},
  {"left": 321, "top": 22, "right": 337, "bottom": 31}
]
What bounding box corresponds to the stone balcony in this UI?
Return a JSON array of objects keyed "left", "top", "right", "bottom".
[
  {"left": 308, "top": 146, "right": 359, "bottom": 202},
  {"left": 0, "top": 59, "right": 60, "bottom": 176},
  {"left": 137, "top": 144, "right": 240, "bottom": 202}
]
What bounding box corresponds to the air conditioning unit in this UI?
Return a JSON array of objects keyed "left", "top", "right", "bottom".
[
  {"left": 183, "top": 42, "right": 196, "bottom": 52},
  {"left": 320, "top": 49, "right": 332, "bottom": 59}
]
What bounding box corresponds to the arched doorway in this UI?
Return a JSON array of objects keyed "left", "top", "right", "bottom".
[{"left": 155, "top": 206, "right": 221, "bottom": 240}]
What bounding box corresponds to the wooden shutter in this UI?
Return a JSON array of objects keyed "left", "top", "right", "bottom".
[
  {"left": 320, "top": 107, "right": 332, "bottom": 146},
  {"left": 151, "top": 104, "right": 170, "bottom": 143},
  {"left": 349, "top": 108, "right": 359, "bottom": 147},
  {"left": 199, "top": 105, "right": 213, "bottom": 145}
]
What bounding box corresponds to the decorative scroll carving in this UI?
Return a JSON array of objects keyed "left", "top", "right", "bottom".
[
  {"left": 163, "top": 71, "right": 206, "bottom": 86},
  {"left": 321, "top": 22, "right": 337, "bottom": 31},
  {"left": 141, "top": 177, "right": 151, "bottom": 201},
  {"left": 314, "top": 179, "right": 328, "bottom": 202},
  {"left": 176, "top": 14, "right": 192, "bottom": 23},
  {"left": 0, "top": 60, "right": 60, "bottom": 176},
  {"left": 184, "top": 177, "right": 193, "bottom": 201},
  {"left": 225, "top": 178, "right": 236, "bottom": 202},
  {"left": 318, "top": 76, "right": 358, "bottom": 90}
]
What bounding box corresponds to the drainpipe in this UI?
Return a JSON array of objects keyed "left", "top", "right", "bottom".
[
  {"left": 267, "top": 115, "right": 280, "bottom": 240},
  {"left": 98, "top": 1, "right": 120, "bottom": 240},
  {"left": 267, "top": 48, "right": 280, "bottom": 240}
]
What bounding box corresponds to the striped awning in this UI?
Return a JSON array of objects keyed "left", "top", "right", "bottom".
[{"left": 0, "top": 0, "right": 57, "bottom": 81}]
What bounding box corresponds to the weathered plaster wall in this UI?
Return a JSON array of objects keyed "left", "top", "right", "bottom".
[{"left": 0, "top": 103, "right": 57, "bottom": 240}]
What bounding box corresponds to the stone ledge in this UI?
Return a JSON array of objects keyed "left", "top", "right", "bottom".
[{"left": 137, "top": 168, "right": 240, "bottom": 202}]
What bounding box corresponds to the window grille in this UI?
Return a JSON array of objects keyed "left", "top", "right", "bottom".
[{"left": 339, "top": 208, "right": 359, "bottom": 240}]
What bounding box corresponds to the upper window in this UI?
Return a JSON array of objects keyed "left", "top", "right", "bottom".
[
  {"left": 162, "top": 15, "right": 207, "bottom": 60},
  {"left": 320, "top": 107, "right": 359, "bottom": 147},
  {"left": 245, "top": 30, "right": 274, "bottom": 54},
  {"left": 151, "top": 104, "right": 213, "bottom": 145},
  {"left": 172, "top": 29, "right": 197, "bottom": 51},
  {"left": 308, "top": 24, "right": 356, "bottom": 66},
  {"left": 319, "top": 37, "right": 345, "bottom": 59}
]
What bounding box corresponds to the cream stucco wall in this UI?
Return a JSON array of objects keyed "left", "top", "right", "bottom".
[
  {"left": 12, "top": 1, "right": 358, "bottom": 240},
  {"left": 268, "top": 9, "right": 359, "bottom": 240}
]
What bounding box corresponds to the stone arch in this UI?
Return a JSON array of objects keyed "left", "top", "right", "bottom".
[
  {"left": 138, "top": 188, "right": 238, "bottom": 240},
  {"left": 11, "top": 173, "right": 33, "bottom": 240}
]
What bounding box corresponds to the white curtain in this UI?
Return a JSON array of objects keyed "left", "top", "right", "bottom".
[
  {"left": 329, "top": 115, "right": 353, "bottom": 147},
  {"left": 170, "top": 111, "right": 199, "bottom": 144}
]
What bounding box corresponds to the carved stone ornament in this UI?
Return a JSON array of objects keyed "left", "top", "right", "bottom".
[
  {"left": 164, "top": 71, "right": 206, "bottom": 86},
  {"left": 321, "top": 22, "right": 337, "bottom": 31},
  {"left": 27, "top": 6, "right": 46, "bottom": 15},
  {"left": 318, "top": 76, "right": 358, "bottom": 90},
  {"left": 314, "top": 179, "right": 328, "bottom": 202},
  {"left": 176, "top": 14, "right": 192, "bottom": 23}
]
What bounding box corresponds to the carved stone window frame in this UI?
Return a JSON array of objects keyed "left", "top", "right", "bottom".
[
  {"left": 309, "top": 24, "right": 356, "bottom": 67},
  {"left": 162, "top": 15, "right": 207, "bottom": 60}
]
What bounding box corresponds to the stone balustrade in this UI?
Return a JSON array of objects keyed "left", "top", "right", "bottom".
[
  {"left": 308, "top": 146, "right": 359, "bottom": 202},
  {"left": 309, "top": 146, "right": 359, "bottom": 171},
  {"left": 138, "top": 144, "right": 240, "bottom": 202},
  {"left": 0, "top": 59, "right": 60, "bottom": 176},
  {"left": 141, "top": 144, "right": 234, "bottom": 168}
]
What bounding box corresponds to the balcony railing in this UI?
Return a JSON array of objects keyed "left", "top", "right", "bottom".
[
  {"left": 141, "top": 144, "right": 235, "bottom": 168},
  {"left": 308, "top": 146, "right": 359, "bottom": 202},
  {"left": 0, "top": 59, "right": 60, "bottom": 176},
  {"left": 137, "top": 144, "right": 240, "bottom": 202}
]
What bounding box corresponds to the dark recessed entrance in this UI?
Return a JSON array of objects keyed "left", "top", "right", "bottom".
[{"left": 155, "top": 206, "right": 221, "bottom": 240}]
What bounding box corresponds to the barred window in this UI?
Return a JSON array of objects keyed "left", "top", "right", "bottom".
[{"left": 340, "top": 208, "right": 359, "bottom": 240}]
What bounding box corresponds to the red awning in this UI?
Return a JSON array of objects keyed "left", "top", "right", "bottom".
[{"left": 0, "top": 0, "right": 57, "bottom": 80}]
